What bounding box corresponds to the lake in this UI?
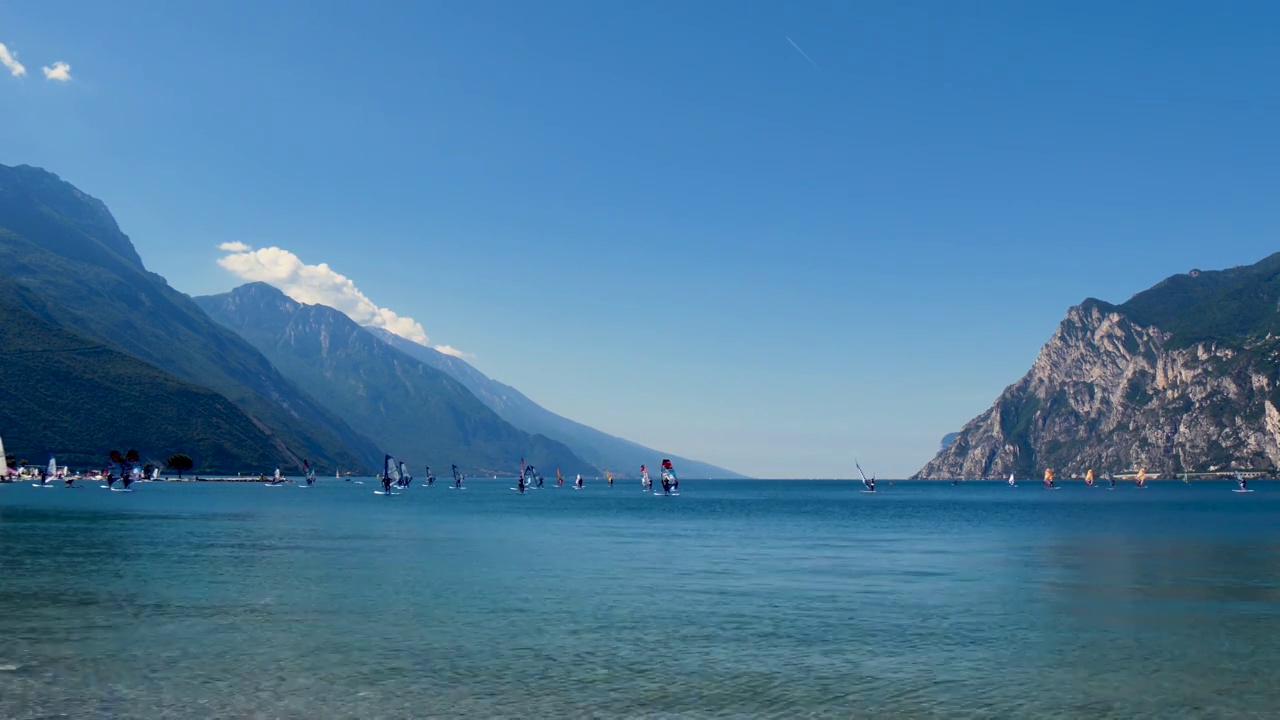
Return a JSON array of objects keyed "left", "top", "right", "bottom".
[{"left": 2, "top": 479, "right": 1277, "bottom": 718}]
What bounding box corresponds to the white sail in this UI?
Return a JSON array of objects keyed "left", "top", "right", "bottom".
[
  {"left": 1008, "top": 473, "right": 1015, "bottom": 486},
  {"left": 274, "top": 468, "right": 282, "bottom": 480},
  {"left": 48, "top": 456, "right": 57, "bottom": 478},
  {"left": 152, "top": 467, "right": 160, "bottom": 480},
  {"left": 0, "top": 435, "right": 7, "bottom": 479},
  {"left": 385, "top": 455, "right": 403, "bottom": 482}
]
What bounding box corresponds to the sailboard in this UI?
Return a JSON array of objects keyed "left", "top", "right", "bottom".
[{"left": 1008, "top": 473, "right": 1016, "bottom": 487}]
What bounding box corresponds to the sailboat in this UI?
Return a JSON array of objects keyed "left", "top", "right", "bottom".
[
  {"left": 574, "top": 473, "right": 584, "bottom": 490},
  {"left": 450, "top": 464, "right": 464, "bottom": 489},
  {"left": 1233, "top": 472, "right": 1253, "bottom": 493},
  {"left": 640, "top": 464, "right": 652, "bottom": 492},
  {"left": 856, "top": 460, "right": 876, "bottom": 493},
  {"left": 266, "top": 467, "right": 287, "bottom": 486},
  {"left": 1008, "top": 473, "right": 1016, "bottom": 487},
  {"left": 1085, "top": 469, "right": 1095, "bottom": 487},
  {"left": 1043, "top": 468, "right": 1058, "bottom": 489},
  {"left": 425, "top": 465, "right": 435, "bottom": 487},
  {"left": 398, "top": 461, "right": 411, "bottom": 488},
  {"left": 1135, "top": 468, "right": 1148, "bottom": 489}
]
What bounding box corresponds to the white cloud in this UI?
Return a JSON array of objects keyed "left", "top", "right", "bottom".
[
  {"left": 0, "top": 43, "right": 26, "bottom": 77},
  {"left": 217, "top": 243, "right": 454, "bottom": 350},
  {"left": 41, "top": 61, "right": 71, "bottom": 82},
  {"left": 433, "top": 344, "right": 475, "bottom": 359}
]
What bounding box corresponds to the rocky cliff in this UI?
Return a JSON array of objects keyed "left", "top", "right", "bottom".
[{"left": 915, "top": 256, "right": 1280, "bottom": 479}]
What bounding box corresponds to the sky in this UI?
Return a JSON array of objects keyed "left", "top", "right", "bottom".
[{"left": 2, "top": 1, "right": 1278, "bottom": 477}]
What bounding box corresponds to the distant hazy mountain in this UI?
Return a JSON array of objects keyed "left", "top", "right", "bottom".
[
  {"left": 916, "top": 252, "right": 1280, "bottom": 479},
  {"left": 0, "top": 163, "right": 377, "bottom": 473},
  {"left": 0, "top": 277, "right": 298, "bottom": 472},
  {"left": 366, "top": 327, "right": 746, "bottom": 479},
  {"left": 195, "top": 283, "right": 593, "bottom": 476}
]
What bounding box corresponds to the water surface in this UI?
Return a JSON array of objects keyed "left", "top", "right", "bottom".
[{"left": 2, "top": 479, "right": 1277, "bottom": 718}]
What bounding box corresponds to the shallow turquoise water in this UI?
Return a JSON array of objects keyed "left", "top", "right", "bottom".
[{"left": 2, "top": 479, "right": 1278, "bottom": 718}]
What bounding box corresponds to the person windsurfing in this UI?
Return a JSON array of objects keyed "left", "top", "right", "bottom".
[
  {"left": 856, "top": 460, "right": 875, "bottom": 492},
  {"left": 381, "top": 472, "right": 392, "bottom": 495},
  {"left": 660, "top": 473, "right": 671, "bottom": 495},
  {"left": 425, "top": 466, "right": 435, "bottom": 487},
  {"left": 661, "top": 459, "right": 678, "bottom": 491},
  {"left": 1043, "top": 468, "right": 1056, "bottom": 489},
  {"left": 607, "top": 470, "right": 613, "bottom": 487},
  {"left": 1107, "top": 472, "right": 1115, "bottom": 489},
  {"left": 517, "top": 471, "right": 526, "bottom": 493},
  {"left": 575, "top": 473, "right": 583, "bottom": 489},
  {"left": 453, "top": 464, "right": 462, "bottom": 489},
  {"left": 640, "top": 464, "right": 652, "bottom": 492},
  {"left": 1237, "top": 473, "right": 1247, "bottom": 491}
]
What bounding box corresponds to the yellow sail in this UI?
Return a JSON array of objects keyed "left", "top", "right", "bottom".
[
  {"left": 1138, "top": 468, "right": 1147, "bottom": 482},
  {"left": 1044, "top": 468, "right": 1054, "bottom": 482},
  {"left": 1086, "top": 469, "right": 1095, "bottom": 483}
]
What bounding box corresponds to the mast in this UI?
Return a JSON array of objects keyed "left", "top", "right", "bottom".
[{"left": 855, "top": 460, "right": 874, "bottom": 491}]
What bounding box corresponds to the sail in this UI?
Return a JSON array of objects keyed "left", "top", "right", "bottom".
[
  {"left": 556, "top": 468, "right": 563, "bottom": 485},
  {"left": 640, "top": 464, "right": 651, "bottom": 487},
  {"left": 1085, "top": 469, "right": 1095, "bottom": 486},
  {"left": 1008, "top": 473, "right": 1015, "bottom": 486},
  {"left": 661, "top": 458, "right": 678, "bottom": 484},
  {"left": 48, "top": 456, "right": 57, "bottom": 478},
  {"left": 1137, "top": 468, "right": 1147, "bottom": 486},
  {"left": 0, "top": 435, "right": 7, "bottom": 479},
  {"left": 1043, "top": 468, "right": 1054, "bottom": 486},
  {"left": 384, "top": 455, "right": 403, "bottom": 482},
  {"left": 451, "top": 464, "right": 461, "bottom": 484},
  {"left": 399, "top": 461, "right": 410, "bottom": 484}
]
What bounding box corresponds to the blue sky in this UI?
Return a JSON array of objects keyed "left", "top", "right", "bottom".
[{"left": 2, "top": 1, "right": 1278, "bottom": 477}]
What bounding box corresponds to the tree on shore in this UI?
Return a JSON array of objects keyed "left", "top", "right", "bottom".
[{"left": 166, "top": 453, "right": 194, "bottom": 478}]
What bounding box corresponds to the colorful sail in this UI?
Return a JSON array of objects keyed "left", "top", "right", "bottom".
[
  {"left": 556, "top": 468, "right": 564, "bottom": 486},
  {"left": 1043, "top": 468, "right": 1055, "bottom": 487},
  {"left": 640, "top": 464, "right": 652, "bottom": 490},
  {"left": 661, "top": 459, "right": 679, "bottom": 488},
  {"left": 1085, "top": 469, "right": 1095, "bottom": 487},
  {"left": 1136, "top": 468, "right": 1147, "bottom": 487}
]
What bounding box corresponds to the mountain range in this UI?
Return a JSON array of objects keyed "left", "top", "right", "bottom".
[
  {"left": 916, "top": 253, "right": 1280, "bottom": 479},
  {"left": 0, "top": 161, "right": 738, "bottom": 478},
  {"left": 195, "top": 283, "right": 591, "bottom": 476},
  {"left": 0, "top": 163, "right": 376, "bottom": 473}
]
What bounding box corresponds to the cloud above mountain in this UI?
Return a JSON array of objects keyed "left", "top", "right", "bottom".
[{"left": 216, "top": 243, "right": 452, "bottom": 350}]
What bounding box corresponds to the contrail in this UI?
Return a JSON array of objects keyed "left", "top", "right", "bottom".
[{"left": 786, "top": 36, "right": 818, "bottom": 69}]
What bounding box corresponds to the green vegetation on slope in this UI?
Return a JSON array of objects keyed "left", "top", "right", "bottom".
[
  {"left": 0, "top": 278, "right": 298, "bottom": 472},
  {"left": 1115, "top": 252, "right": 1280, "bottom": 348}
]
